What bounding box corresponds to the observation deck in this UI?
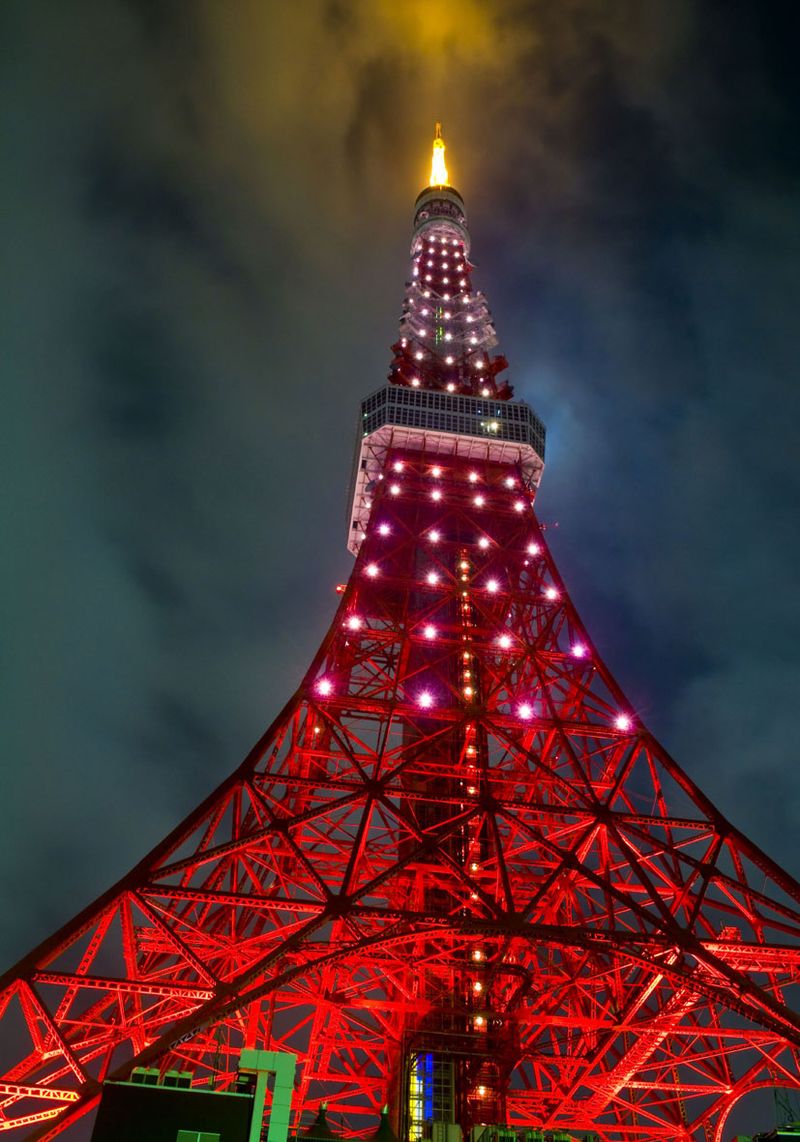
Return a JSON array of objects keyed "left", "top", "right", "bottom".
[{"left": 347, "top": 384, "right": 546, "bottom": 554}]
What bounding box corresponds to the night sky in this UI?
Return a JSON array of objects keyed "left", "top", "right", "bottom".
[{"left": 2, "top": 0, "right": 799, "bottom": 1023}]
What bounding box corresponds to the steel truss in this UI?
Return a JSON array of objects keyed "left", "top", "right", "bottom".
[{"left": 1, "top": 452, "right": 799, "bottom": 1140}]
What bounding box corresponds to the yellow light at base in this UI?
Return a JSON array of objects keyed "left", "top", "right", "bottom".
[{"left": 430, "top": 122, "right": 449, "bottom": 186}]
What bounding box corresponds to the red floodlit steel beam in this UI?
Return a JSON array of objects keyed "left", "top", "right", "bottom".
[{"left": 1, "top": 451, "right": 800, "bottom": 1141}]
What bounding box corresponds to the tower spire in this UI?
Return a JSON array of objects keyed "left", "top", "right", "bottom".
[
  {"left": 430, "top": 121, "right": 449, "bottom": 186},
  {"left": 388, "top": 129, "right": 512, "bottom": 401}
]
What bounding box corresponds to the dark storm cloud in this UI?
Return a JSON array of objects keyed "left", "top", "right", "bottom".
[{"left": 2, "top": 0, "right": 799, "bottom": 1023}]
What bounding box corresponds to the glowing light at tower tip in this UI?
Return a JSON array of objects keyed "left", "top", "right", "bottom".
[{"left": 430, "top": 122, "right": 449, "bottom": 186}]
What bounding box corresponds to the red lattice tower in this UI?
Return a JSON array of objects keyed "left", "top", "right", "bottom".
[{"left": 1, "top": 126, "right": 799, "bottom": 1142}]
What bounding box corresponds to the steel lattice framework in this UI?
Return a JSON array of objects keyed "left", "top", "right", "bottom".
[{"left": 1, "top": 129, "right": 799, "bottom": 1142}]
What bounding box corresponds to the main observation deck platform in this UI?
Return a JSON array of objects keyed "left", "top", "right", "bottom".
[{"left": 347, "top": 384, "right": 546, "bottom": 554}]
